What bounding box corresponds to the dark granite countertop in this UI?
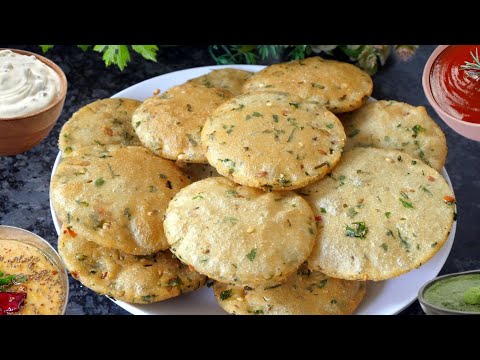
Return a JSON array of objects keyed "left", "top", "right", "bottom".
[{"left": 0, "top": 45, "right": 478, "bottom": 315}]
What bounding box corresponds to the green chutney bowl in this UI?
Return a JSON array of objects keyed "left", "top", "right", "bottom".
[{"left": 418, "top": 270, "right": 480, "bottom": 315}]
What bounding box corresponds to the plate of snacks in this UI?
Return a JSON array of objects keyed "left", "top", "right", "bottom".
[{"left": 50, "top": 60, "right": 457, "bottom": 315}]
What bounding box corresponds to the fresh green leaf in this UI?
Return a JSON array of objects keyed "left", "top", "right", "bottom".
[
  {"left": 39, "top": 45, "right": 54, "bottom": 53},
  {"left": 246, "top": 248, "right": 257, "bottom": 261},
  {"left": 94, "top": 178, "right": 105, "bottom": 187},
  {"left": 93, "top": 45, "right": 131, "bottom": 71},
  {"left": 220, "top": 289, "right": 232, "bottom": 300},
  {"left": 345, "top": 222, "right": 368, "bottom": 239},
  {"left": 131, "top": 45, "right": 159, "bottom": 62},
  {"left": 399, "top": 198, "right": 413, "bottom": 208}
]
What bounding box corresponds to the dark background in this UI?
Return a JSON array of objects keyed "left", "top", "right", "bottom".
[{"left": 0, "top": 45, "right": 478, "bottom": 315}]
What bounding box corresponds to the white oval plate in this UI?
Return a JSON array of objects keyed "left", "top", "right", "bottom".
[{"left": 50, "top": 65, "right": 456, "bottom": 315}]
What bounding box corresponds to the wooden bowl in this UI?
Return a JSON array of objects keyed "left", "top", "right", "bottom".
[{"left": 0, "top": 49, "right": 67, "bottom": 156}]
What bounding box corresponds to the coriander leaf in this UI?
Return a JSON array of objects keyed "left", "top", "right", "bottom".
[
  {"left": 93, "top": 45, "right": 131, "bottom": 71},
  {"left": 345, "top": 222, "right": 368, "bottom": 239},
  {"left": 246, "top": 248, "right": 257, "bottom": 261},
  {"left": 131, "top": 45, "right": 159, "bottom": 62},
  {"left": 77, "top": 45, "right": 91, "bottom": 51},
  {"left": 39, "top": 45, "right": 54, "bottom": 53},
  {"left": 399, "top": 198, "right": 413, "bottom": 208},
  {"left": 220, "top": 289, "right": 232, "bottom": 300},
  {"left": 94, "top": 178, "right": 105, "bottom": 187}
]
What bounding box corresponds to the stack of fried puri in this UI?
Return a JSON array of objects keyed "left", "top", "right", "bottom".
[
  {"left": 53, "top": 58, "right": 455, "bottom": 314},
  {"left": 157, "top": 60, "right": 370, "bottom": 315}
]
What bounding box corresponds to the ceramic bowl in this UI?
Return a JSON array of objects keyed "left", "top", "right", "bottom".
[
  {"left": 418, "top": 269, "right": 480, "bottom": 315},
  {"left": 0, "top": 48, "right": 67, "bottom": 156},
  {"left": 422, "top": 45, "right": 480, "bottom": 141}
]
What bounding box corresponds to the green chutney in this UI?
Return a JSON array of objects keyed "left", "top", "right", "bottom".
[{"left": 424, "top": 274, "right": 480, "bottom": 312}]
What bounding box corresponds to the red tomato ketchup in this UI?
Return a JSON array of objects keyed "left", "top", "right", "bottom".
[{"left": 430, "top": 45, "right": 480, "bottom": 124}]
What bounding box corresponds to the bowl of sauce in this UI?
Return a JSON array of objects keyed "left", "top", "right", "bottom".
[
  {"left": 0, "top": 225, "right": 68, "bottom": 315},
  {"left": 418, "top": 270, "right": 480, "bottom": 315},
  {"left": 0, "top": 49, "right": 67, "bottom": 155},
  {"left": 423, "top": 45, "right": 480, "bottom": 141}
]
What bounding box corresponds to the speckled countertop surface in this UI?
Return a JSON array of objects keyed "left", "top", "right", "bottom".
[{"left": 0, "top": 45, "right": 478, "bottom": 315}]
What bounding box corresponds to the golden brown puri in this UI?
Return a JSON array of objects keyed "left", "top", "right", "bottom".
[
  {"left": 132, "top": 82, "right": 234, "bottom": 163},
  {"left": 300, "top": 147, "right": 455, "bottom": 281},
  {"left": 243, "top": 57, "right": 373, "bottom": 113},
  {"left": 214, "top": 265, "right": 366, "bottom": 315},
  {"left": 51, "top": 145, "right": 191, "bottom": 255},
  {"left": 164, "top": 177, "right": 317, "bottom": 286},
  {"left": 201, "top": 92, "right": 345, "bottom": 191},
  {"left": 341, "top": 100, "right": 447, "bottom": 172},
  {"left": 58, "top": 226, "right": 206, "bottom": 304},
  {"left": 59, "top": 98, "right": 141, "bottom": 155},
  {"left": 187, "top": 68, "right": 253, "bottom": 95}
]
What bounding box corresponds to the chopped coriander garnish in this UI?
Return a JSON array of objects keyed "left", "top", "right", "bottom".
[
  {"left": 412, "top": 124, "right": 425, "bottom": 138},
  {"left": 347, "top": 208, "right": 358, "bottom": 218},
  {"left": 421, "top": 185, "right": 433, "bottom": 196},
  {"left": 385, "top": 212, "right": 391, "bottom": 218},
  {"left": 94, "top": 178, "right": 105, "bottom": 187},
  {"left": 272, "top": 114, "right": 279, "bottom": 122},
  {"left": 246, "top": 248, "right": 257, "bottom": 261},
  {"left": 223, "top": 124, "right": 235, "bottom": 134},
  {"left": 248, "top": 309, "right": 264, "bottom": 315},
  {"left": 287, "top": 128, "right": 297, "bottom": 142},
  {"left": 226, "top": 189, "right": 240, "bottom": 197},
  {"left": 166, "top": 180, "right": 173, "bottom": 189},
  {"left": 192, "top": 194, "right": 204, "bottom": 200},
  {"left": 320, "top": 207, "right": 327, "bottom": 214},
  {"left": 252, "top": 111, "right": 263, "bottom": 117},
  {"left": 289, "top": 102, "right": 300, "bottom": 108},
  {"left": 159, "top": 173, "right": 167, "bottom": 179},
  {"left": 397, "top": 228, "right": 410, "bottom": 250},
  {"left": 124, "top": 207, "right": 132, "bottom": 220},
  {"left": 326, "top": 123, "right": 334, "bottom": 129},
  {"left": 312, "top": 83, "right": 325, "bottom": 89},
  {"left": 149, "top": 185, "right": 157, "bottom": 193},
  {"left": 318, "top": 278, "right": 328, "bottom": 289},
  {"left": 264, "top": 284, "right": 282, "bottom": 290},
  {"left": 345, "top": 222, "right": 368, "bottom": 239},
  {"left": 381, "top": 243, "right": 389, "bottom": 252},
  {"left": 75, "top": 199, "right": 89, "bottom": 207},
  {"left": 224, "top": 217, "right": 238, "bottom": 225},
  {"left": 220, "top": 289, "right": 232, "bottom": 300},
  {"left": 399, "top": 198, "right": 413, "bottom": 208},
  {"left": 168, "top": 277, "right": 183, "bottom": 287},
  {"left": 308, "top": 227, "right": 315, "bottom": 235},
  {"left": 386, "top": 229, "right": 396, "bottom": 238}
]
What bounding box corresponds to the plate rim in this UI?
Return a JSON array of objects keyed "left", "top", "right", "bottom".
[{"left": 50, "top": 64, "right": 457, "bottom": 315}]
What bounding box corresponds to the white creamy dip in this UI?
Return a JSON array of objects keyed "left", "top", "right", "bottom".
[{"left": 0, "top": 50, "right": 61, "bottom": 118}]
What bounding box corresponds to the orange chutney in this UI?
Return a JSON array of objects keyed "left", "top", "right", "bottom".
[{"left": 0, "top": 239, "right": 66, "bottom": 315}]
